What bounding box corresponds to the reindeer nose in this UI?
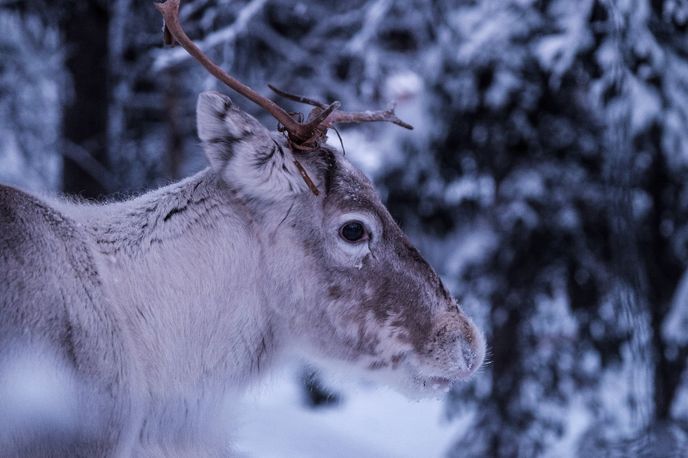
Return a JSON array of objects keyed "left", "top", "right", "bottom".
[
  {"left": 456, "top": 328, "right": 484, "bottom": 376},
  {"left": 436, "top": 314, "right": 485, "bottom": 378}
]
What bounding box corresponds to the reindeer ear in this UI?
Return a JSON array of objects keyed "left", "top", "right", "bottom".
[{"left": 196, "top": 91, "right": 311, "bottom": 199}]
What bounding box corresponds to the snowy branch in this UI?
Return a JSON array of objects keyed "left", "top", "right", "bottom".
[
  {"left": 152, "top": 0, "right": 267, "bottom": 71},
  {"left": 662, "top": 268, "right": 688, "bottom": 345},
  {"left": 344, "top": 0, "right": 392, "bottom": 54}
]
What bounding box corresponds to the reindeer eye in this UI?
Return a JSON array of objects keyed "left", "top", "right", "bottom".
[{"left": 340, "top": 221, "right": 366, "bottom": 243}]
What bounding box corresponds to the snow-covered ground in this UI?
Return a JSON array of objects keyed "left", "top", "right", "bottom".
[{"left": 233, "top": 364, "right": 472, "bottom": 458}]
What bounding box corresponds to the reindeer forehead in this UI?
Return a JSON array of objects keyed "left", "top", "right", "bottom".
[{"left": 322, "top": 151, "right": 382, "bottom": 209}]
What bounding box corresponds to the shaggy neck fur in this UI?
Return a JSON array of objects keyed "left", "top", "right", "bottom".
[{"left": 57, "top": 169, "right": 281, "bottom": 443}]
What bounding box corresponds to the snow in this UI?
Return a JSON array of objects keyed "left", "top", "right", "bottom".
[
  {"left": 441, "top": 228, "right": 496, "bottom": 283},
  {"left": 345, "top": 0, "right": 393, "bottom": 55},
  {"left": 534, "top": 0, "right": 593, "bottom": 81},
  {"left": 672, "top": 370, "right": 688, "bottom": 421},
  {"left": 663, "top": 268, "right": 688, "bottom": 345},
  {"left": 451, "top": 6, "right": 521, "bottom": 63},
  {"left": 484, "top": 70, "right": 520, "bottom": 110},
  {"left": 532, "top": 285, "right": 578, "bottom": 341},
  {"left": 627, "top": 75, "right": 662, "bottom": 133},
  {"left": 233, "top": 363, "right": 471, "bottom": 458},
  {"left": 0, "top": 346, "right": 82, "bottom": 446},
  {"left": 0, "top": 11, "right": 63, "bottom": 192},
  {"left": 543, "top": 397, "right": 592, "bottom": 458},
  {"left": 153, "top": 0, "right": 268, "bottom": 71}
]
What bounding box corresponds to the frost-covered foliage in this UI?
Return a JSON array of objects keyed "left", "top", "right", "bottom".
[
  {"left": 382, "top": 0, "right": 688, "bottom": 456},
  {"left": 1, "top": 0, "right": 687, "bottom": 456},
  {"left": 0, "top": 11, "right": 63, "bottom": 190}
]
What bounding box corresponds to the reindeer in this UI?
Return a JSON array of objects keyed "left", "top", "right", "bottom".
[{"left": 0, "top": 1, "right": 485, "bottom": 456}]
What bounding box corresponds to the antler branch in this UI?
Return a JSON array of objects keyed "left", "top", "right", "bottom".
[
  {"left": 325, "top": 105, "right": 414, "bottom": 130},
  {"left": 268, "top": 84, "right": 327, "bottom": 109},
  {"left": 155, "top": 0, "right": 413, "bottom": 151},
  {"left": 155, "top": 0, "right": 302, "bottom": 135},
  {"left": 269, "top": 85, "right": 413, "bottom": 130}
]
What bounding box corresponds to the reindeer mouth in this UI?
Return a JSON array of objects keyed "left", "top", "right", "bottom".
[
  {"left": 429, "top": 376, "right": 452, "bottom": 387},
  {"left": 409, "top": 371, "right": 457, "bottom": 395},
  {"left": 422, "top": 375, "right": 454, "bottom": 391},
  {"left": 407, "top": 356, "right": 477, "bottom": 394}
]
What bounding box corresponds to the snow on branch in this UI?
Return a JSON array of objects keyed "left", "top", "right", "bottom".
[
  {"left": 152, "top": 0, "right": 267, "bottom": 71},
  {"left": 345, "top": 0, "right": 392, "bottom": 54},
  {"left": 663, "top": 267, "right": 688, "bottom": 345}
]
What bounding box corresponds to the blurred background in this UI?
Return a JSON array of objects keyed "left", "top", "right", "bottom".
[{"left": 1, "top": 0, "right": 688, "bottom": 456}]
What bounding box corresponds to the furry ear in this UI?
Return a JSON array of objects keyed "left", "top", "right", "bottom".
[{"left": 196, "top": 91, "right": 312, "bottom": 199}]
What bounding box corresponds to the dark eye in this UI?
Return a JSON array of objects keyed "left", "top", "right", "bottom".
[{"left": 339, "top": 221, "right": 366, "bottom": 243}]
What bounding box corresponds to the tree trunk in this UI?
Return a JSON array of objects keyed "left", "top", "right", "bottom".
[
  {"left": 164, "top": 68, "right": 184, "bottom": 181},
  {"left": 60, "top": 0, "right": 110, "bottom": 198}
]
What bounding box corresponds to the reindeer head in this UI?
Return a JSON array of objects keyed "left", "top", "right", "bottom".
[
  {"left": 158, "top": 0, "right": 485, "bottom": 395},
  {"left": 197, "top": 92, "right": 485, "bottom": 395}
]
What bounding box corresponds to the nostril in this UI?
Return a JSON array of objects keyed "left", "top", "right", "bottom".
[
  {"left": 453, "top": 328, "right": 485, "bottom": 376},
  {"left": 429, "top": 314, "right": 486, "bottom": 377},
  {"left": 463, "top": 328, "right": 486, "bottom": 374},
  {"left": 461, "top": 343, "right": 477, "bottom": 370}
]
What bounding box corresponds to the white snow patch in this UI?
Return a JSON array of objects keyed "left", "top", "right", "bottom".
[
  {"left": 627, "top": 75, "right": 662, "bottom": 132},
  {"left": 534, "top": 0, "right": 593, "bottom": 80},
  {"left": 663, "top": 268, "right": 688, "bottom": 345},
  {"left": 532, "top": 285, "right": 578, "bottom": 340},
  {"left": 233, "top": 364, "right": 471, "bottom": 458},
  {"left": 544, "top": 397, "right": 593, "bottom": 458},
  {"left": 444, "top": 175, "right": 495, "bottom": 206},
  {"left": 0, "top": 346, "right": 81, "bottom": 446}
]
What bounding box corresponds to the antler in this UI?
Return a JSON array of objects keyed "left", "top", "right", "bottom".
[
  {"left": 155, "top": 0, "right": 413, "bottom": 151},
  {"left": 268, "top": 85, "right": 413, "bottom": 131}
]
